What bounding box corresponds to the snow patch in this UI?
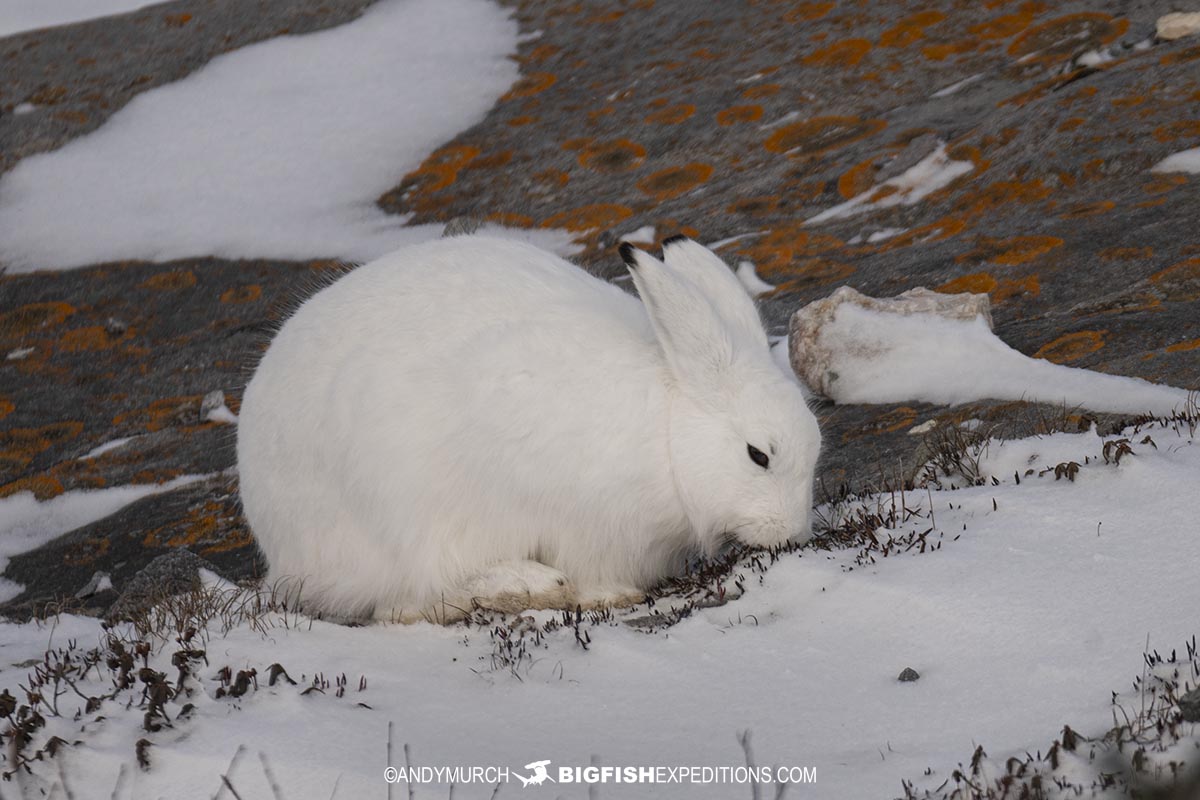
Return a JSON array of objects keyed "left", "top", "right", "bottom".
[
  {"left": 1151, "top": 146, "right": 1200, "bottom": 175},
  {"left": 618, "top": 225, "right": 657, "bottom": 244},
  {"left": 0, "top": 0, "right": 522, "bottom": 271},
  {"left": 806, "top": 144, "right": 974, "bottom": 225},
  {"left": 804, "top": 304, "right": 1191, "bottom": 414},
  {"left": 78, "top": 436, "right": 137, "bottom": 460}
]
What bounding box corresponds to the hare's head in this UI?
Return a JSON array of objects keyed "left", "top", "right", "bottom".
[{"left": 621, "top": 237, "right": 822, "bottom": 554}]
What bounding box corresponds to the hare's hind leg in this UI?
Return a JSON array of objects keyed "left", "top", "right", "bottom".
[{"left": 459, "top": 560, "right": 577, "bottom": 614}]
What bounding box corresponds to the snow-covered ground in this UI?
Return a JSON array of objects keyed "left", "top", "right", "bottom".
[
  {"left": 2, "top": 417, "right": 1197, "bottom": 799},
  {"left": 0, "top": 0, "right": 577, "bottom": 271},
  {"left": 0, "top": 0, "right": 163, "bottom": 38}
]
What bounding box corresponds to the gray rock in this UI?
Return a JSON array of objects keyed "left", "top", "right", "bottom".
[
  {"left": 106, "top": 549, "right": 221, "bottom": 621},
  {"left": 442, "top": 215, "right": 484, "bottom": 237},
  {"left": 898, "top": 667, "right": 921, "bottom": 682},
  {"left": 1180, "top": 686, "right": 1200, "bottom": 722}
]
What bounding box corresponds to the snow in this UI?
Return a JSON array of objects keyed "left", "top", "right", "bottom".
[
  {"left": 809, "top": 304, "right": 1191, "bottom": 414},
  {"left": 79, "top": 436, "right": 137, "bottom": 459},
  {"left": 0, "top": 0, "right": 537, "bottom": 271},
  {"left": 1152, "top": 146, "right": 1200, "bottom": 175},
  {"left": 5, "top": 346, "right": 35, "bottom": 360},
  {"left": 618, "top": 225, "right": 657, "bottom": 244},
  {"left": 0, "top": 474, "right": 211, "bottom": 602},
  {"left": 930, "top": 73, "right": 983, "bottom": 97},
  {"left": 807, "top": 144, "right": 974, "bottom": 225},
  {"left": 0, "top": 0, "right": 162, "bottom": 38},
  {"left": 2, "top": 421, "right": 1198, "bottom": 798},
  {"left": 866, "top": 227, "right": 907, "bottom": 242},
  {"left": 706, "top": 231, "right": 766, "bottom": 250},
  {"left": 735, "top": 260, "right": 774, "bottom": 297}
]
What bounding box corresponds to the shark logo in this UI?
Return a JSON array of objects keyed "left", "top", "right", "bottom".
[{"left": 516, "top": 760, "right": 555, "bottom": 787}]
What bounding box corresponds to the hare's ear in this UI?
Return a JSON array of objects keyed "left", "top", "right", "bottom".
[
  {"left": 660, "top": 236, "right": 768, "bottom": 350},
  {"left": 620, "top": 242, "right": 734, "bottom": 392}
]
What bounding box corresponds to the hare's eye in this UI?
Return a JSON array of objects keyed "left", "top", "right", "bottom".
[{"left": 747, "top": 444, "right": 769, "bottom": 469}]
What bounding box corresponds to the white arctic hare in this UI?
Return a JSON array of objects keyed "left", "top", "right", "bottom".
[{"left": 236, "top": 234, "right": 821, "bottom": 622}]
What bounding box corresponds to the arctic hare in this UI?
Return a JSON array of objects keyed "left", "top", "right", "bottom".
[{"left": 237, "top": 235, "right": 821, "bottom": 622}]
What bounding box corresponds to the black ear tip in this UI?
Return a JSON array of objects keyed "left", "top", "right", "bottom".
[
  {"left": 661, "top": 234, "right": 690, "bottom": 248},
  {"left": 618, "top": 241, "right": 638, "bottom": 267}
]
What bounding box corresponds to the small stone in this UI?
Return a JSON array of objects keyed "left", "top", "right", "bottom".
[
  {"left": 75, "top": 571, "right": 113, "bottom": 599},
  {"left": 199, "top": 389, "right": 237, "bottom": 424},
  {"left": 898, "top": 667, "right": 920, "bottom": 682},
  {"left": 1156, "top": 12, "right": 1200, "bottom": 41},
  {"left": 104, "top": 317, "right": 128, "bottom": 336},
  {"left": 106, "top": 549, "right": 221, "bottom": 621},
  {"left": 1180, "top": 686, "right": 1200, "bottom": 722}
]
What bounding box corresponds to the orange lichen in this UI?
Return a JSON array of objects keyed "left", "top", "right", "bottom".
[
  {"left": 958, "top": 235, "right": 1063, "bottom": 266},
  {"left": 880, "top": 217, "right": 967, "bottom": 250},
  {"left": 0, "top": 302, "right": 76, "bottom": 342},
  {"left": 112, "top": 396, "right": 202, "bottom": 432},
  {"left": 0, "top": 398, "right": 12, "bottom": 421},
  {"left": 0, "top": 476, "right": 65, "bottom": 501},
  {"left": 644, "top": 104, "right": 695, "bottom": 124},
  {"left": 802, "top": 38, "right": 871, "bottom": 67},
  {"left": 0, "top": 422, "right": 84, "bottom": 472},
  {"left": 1034, "top": 331, "right": 1106, "bottom": 363},
  {"left": 577, "top": 139, "right": 646, "bottom": 172},
  {"left": 742, "top": 83, "right": 781, "bottom": 99},
  {"left": 523, "top": 44, "right": 561, "bottom": 63},
  {"left": 922, "top": 40, "right": 977, "bottom": 61},
  {"left": 1099, "top": 246, "right": 1152, "bottom": 261},
  {"left": 956, "top": 180, "right": 1053, "bottom": 216},
  {"left": 1057, "top": 117, "right": 1086, "bottom": 132},
  {"left": 501, "top": 72, "right": 557, "bottom": 101},
  {"left": 764, "top": 115, "right": 886, "bottom": 157},
  {"left": 938, "top": 273, "right": 997, "bottom": 294},
  {"left": 880, "top": 11, "right": 946, "bottom": 47},
  {"left": 726, "top": 195, "right": 780, "bottom": 217},
  {"left": 507, "top": 115, "right": 538, "bottom": 127},
  {"left": 636, "top": 163, "right": 713, "bottom": 200},
  {"left": 1060, "top": 200, "right": 1115, "bottom": 218},
  {"left": 531, "top": 169, "right": 569, "bottom": 188},
  {"left": 1166, "top": 338, "right": 1200, "bottom": 353},
  {"left": 1149, "top": 258, "right": 1200, "bottom": 302},
  {"left": 140, "top": 269, "right": 197, "bottom": 291},
  {"left": 716, "top": 105, "right": 764, "bottom": 126},
  {"left": 541, "top": 204, "right": 632, "bottom": 233},
  {"left": 58, "top": 325, "right": 133, "bottom": 353},
  {"left": 784, "top": 2, "right": 834, "bottom": 22},
  {"left": 1142, "top": 175, "right": 1188, "bottom": 195},
  {"left": 842, "top": 407, "right": 918, "bottom": 440},
  {"left": 220, "top": 285, "right": 262, "bottom": 304},
  {"left": 163, "top": 12, "right": 192, "bottom": 26},
  {"left": 1153, "top": 121, "right": 1200, "bottom": 142},
  {"left": 837, "top": 157, "right": 878, "bottom": 199},
  {"left": 1007, "top": 13, "right": 1127, "bottom": 61}
]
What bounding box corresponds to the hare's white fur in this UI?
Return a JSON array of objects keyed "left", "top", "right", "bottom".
[{"left": 237, "top": 235, "right": 820, "bottom": 622}]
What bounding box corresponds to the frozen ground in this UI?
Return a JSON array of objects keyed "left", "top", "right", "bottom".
[
  {"left": 0, "top": 0, "right": 163, "bottom": 37},
  {"left": 0, "top": 0, "right": 576, "bottom": 271},
  {"left": 1, "top": 416, "right": 1197, "bottom": 799}
]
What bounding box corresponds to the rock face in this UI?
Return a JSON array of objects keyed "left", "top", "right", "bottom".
[{"left": 2, "top": 0, "right": 1199, "bottom": 615}]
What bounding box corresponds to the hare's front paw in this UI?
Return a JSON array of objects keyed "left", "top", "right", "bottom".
[
  {"left": 462, "top": 560, "right": 577, "bottom": 614},
  {"left": 577, "top": 586, "right": 646, "bottom": 611}
]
